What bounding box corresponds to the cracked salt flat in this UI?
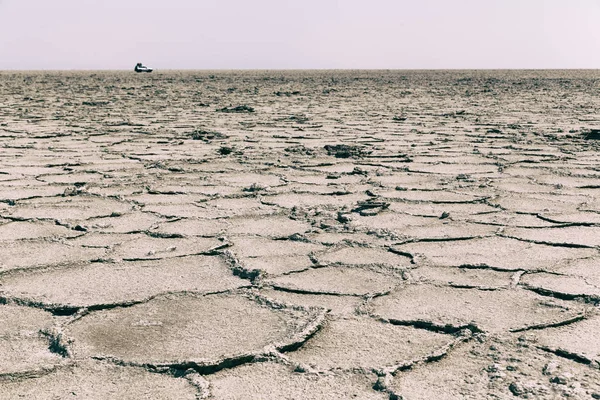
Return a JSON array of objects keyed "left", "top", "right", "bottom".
[
  {"left": 390, "top": 337, "right": 600, "bottom": 399},
  {"left": 395, "top": 236, "right": 597, "bottom": 271},
  {"left": 1, "top": 70, "right": 600, "bottom": 398},
  {"left": 287, "top": 316, "right": 453, "bottom": 371},
  {"left": 64, "top": 292, "right": 323, "bottom": 366},
  {"left": 0, "top": 241, "right": 106, "bottom": 272},
  {"left": 0, "top": 256, "right": 248, "bottom": 309},
  {"left": 370, "top": 285, "right": 587, "bottom": 333},
  {"left": 108, "top": 235, "right": 222, "bottom": 260},
  {"left": 0, "top": 337, "right": 65, "bottom": 376},
  {"left": 259, "top": 288, "right": 363, "bottom": 315},
  {"left": 504, "top": 225, "right": 600, "bottom": 248},
  {"left": 268, "top": 265, "right": 403, "bottom": 296},
  {"left": 0, "top": 361, "right": 199, "bottom": 400},
  {"left": 0, "top": 220, "right": 83, "bottom": 240},
  {"left": 4, "top": 196, "right": 133, "bottom": 222},
  {"left": 521, "top": 271, "right": 600, "bottom": 302},
  {"left": 0, "top": 304, "right": 64, "bottom": 375},
  {"left": 317, "top": 246, "right": 412, "bottom": 267},
  {"left": 410, "top": 265, "right": 513, "bottom": 288},
  {"left": 85, "top": 211, "right": 165, "bottom": 234},
  {"left": 208, "top": 361, "right": 387, "bottom": 399},
  {"left": 532, "top": 315, "right": 600, "bottom": 364}
]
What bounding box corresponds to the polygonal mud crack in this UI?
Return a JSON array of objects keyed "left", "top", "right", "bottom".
[
  {"left": 261, "top": 192, "right": 368, "bottom": 209},
  {"left": 394, "top": 237, "right": 597, "bottom": 271},
  {"left": 350, "top": 212, "right": 496, "bottom": 241},
  {"left": 229, "top": 237, "right": 325, "bottom": 276},
  {"left": 208, "top": 361, "right": 388, "bottom": 399},
  {"left": 317, "top": 246, "right": 412, "bottom": 268},
  {"left": 504, "top": 226, "right": 600, "bottom": 248},
  {"left": 287, "top": 316, "right": 453, "bottom": 371},
  {"left": 152, "top": 218, "right": 229, "bottom": 238},
  {"left": 0, "top": 241, "right": 106, "bottom": 273},
  {"left": 390, "top": 337, "right": 600, "bottom": 400},
  {"left": 197, "top": 197, "right": 279, "bottom": 218},
  {"left": 259, "top": 288, "right": 363, "bottom": 316},
  {"left": 0, "top": 360, "right": 199, "bottom": 400},
  {"left": 268, "top": 266, "right": 403, "bottom": 296},
  {"left": 64, "top": 292, "right": 324, "bottom": 369},
  {"left": 238, "top": 254, "right": 315, "bottom": 276},
  {"left": 376, "top": 189, "right": 486, "bottom": 203},
  {"left": 408, "top": 163, "right": 498, "bottom": 175},
  {"left": 86, "top": 212, "right": 165, "bottom": 234},
  {"left": 0, "top": 221, "right": 82, "bottom": 241},
  {"left": 109, "top": 236, "right": 222, "bottom": 260},
  {"left": 226, "top": 214, "right": 313, "bottom": 237},
  {"left": 532, "top": 315, "right": 600, "bottom": 365},
  {"left": 538, "top": 212, "right": 600, "bottom": 225},
  {"left": 411, "top": 266, "right": 512, "bottom": 289},
  {"left": 370, "top": 285, "right": 587, "bottom": 333},
  {"left": 5, "top": 196, "right": 132, "bottom": 222},
  {"left": 230, "top": 237, "right": 324, "bottom": 258},
  {"left": 489, "top": 194, "right": 584, "bottom": 215},
  {"left": 0, "top": 338, "right": 66, "bottom": 376},
  {"left": 521, "top": 272, "right": 600, "bottom": 303},
  {"left": 0, "top": 256, "right": 248, "bottom": 310},
  {"left": 0, "top": 304, "right": 64, "bottom": 376}
]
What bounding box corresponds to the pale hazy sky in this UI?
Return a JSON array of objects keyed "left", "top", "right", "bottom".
[{"left": 1, "top": 0, "right": 599, "bottom": 70}]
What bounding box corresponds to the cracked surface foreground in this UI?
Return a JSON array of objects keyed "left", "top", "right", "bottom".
[{"left": 1, "top": 70, "right": 600, "bottom": 399}]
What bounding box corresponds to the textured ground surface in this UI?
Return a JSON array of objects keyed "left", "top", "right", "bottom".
[{"left": 0, "top": 70, "right": 599, "bottom": 399}]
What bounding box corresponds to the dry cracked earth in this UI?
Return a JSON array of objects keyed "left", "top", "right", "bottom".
[{"left": 0, "top": 70, "right": 599, "bottom": 399}]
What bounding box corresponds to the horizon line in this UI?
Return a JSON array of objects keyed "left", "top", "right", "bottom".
[{"left": 1, "top": 68, "right": 599, "bottom": 72}]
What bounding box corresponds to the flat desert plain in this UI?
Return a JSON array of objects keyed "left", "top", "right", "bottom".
[{"left": 0, "top": 70, "right": 599, "bottom": 399}]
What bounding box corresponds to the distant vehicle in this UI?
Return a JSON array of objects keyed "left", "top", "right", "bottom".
[{"left": 134, "top": 63, "right": 153, "bottom": 73}]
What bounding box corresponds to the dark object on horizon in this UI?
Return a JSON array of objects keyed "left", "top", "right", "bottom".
[
  {"left": 353, "top": 199, "right": 390, "bottom": 214},
  {"left": 583, "top": 129, "right": 600, "bottom": 140},
  {"left": 324, "top": 144, "right": 371, "bottom": 159},
  {"left": 216, "top": 105, "right": 255, "bottom": 113},
  {"left": 274, "top": 91, "right": 301, "bottom": 97},
  {"left": 134, "top": 63, "right": 153, "bottom": 73},
  {"left": 82, "top": 101, "right": 109, "bottom": 107},
  {"left": 219, "top": 146, "right": 234, "bottom": 155},
  {"left": 190, "top": 129, "right": 228, "bottom": 142}
]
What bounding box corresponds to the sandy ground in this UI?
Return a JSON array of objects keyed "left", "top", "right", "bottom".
[{"left": 0, "top": 70, "right": 599, "bottom": 399}]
